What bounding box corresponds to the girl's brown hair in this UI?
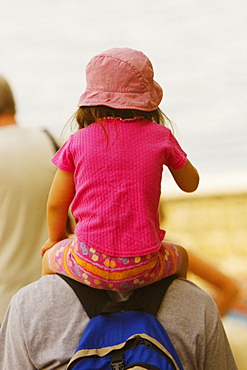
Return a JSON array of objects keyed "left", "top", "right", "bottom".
[{"left": 73, "top": 106, "right": 171, "bottom": 130}]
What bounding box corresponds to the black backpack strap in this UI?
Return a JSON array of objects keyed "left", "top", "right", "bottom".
[
  {"left": 58, "top": 273, "right": 177, "bottom": 318},
  {"left": 58, "top": 274, "right": 111, "bottom": 318},
  {"left": 42, "top": 129, "right": 60, "bottom": 152},
  {"left": 102, "top": 274, "right": 177, "bottom": 316},
  {"left": 127, "top": 274, "right": 177, "bottom": 315}
]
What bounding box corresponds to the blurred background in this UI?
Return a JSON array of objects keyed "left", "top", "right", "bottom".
[{"left": 1, "top": 1, "right": 246, "bottom": 367}]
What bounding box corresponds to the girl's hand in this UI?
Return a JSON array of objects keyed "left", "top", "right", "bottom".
[{"left": 41, "top": 238, "right": 60, "bottom": 257}]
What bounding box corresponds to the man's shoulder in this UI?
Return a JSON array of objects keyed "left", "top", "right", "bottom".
[
  {"left": 7, "top": 275, "right": 85, "bottom": 329},
  {"left": 15, "top": 275, "right": 213, "bottom": 303},
  {"left": 15, "top": 276, "right": 215, "bottom": 312},
  {"left": 158, "top": 277, "right": 217, "bottom": 318},
  {"left": 14, "top": 275, "right": 72, "bottom": 303},
  {"left": 172, "top": 278, "right": 211, "bottom": 294},
  {"left": 167, "top": 278, "right": 215, "bottom": 304}
]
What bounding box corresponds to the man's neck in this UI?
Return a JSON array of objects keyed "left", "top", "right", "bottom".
[{"left": 0, "top": 114, "right": 17, "bottom": 127}]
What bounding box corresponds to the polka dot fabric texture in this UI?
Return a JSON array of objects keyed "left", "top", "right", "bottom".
[{"left": 47, "top": 236, "right": 181, "bottom": 291}]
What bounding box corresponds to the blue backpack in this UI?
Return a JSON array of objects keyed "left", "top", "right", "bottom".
[{"left": 59, "top": 274, "right": 184, "bottom": 370}]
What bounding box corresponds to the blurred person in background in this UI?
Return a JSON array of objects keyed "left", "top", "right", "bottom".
[
  {"left": 159, "top": 200, "right": 247, "bottom": 369},
  {"left": 159, "top": 200, "right": 239, "bottom": 317},
  {"left": 0, "top": 76, "right": 56, "bottom": 323}
]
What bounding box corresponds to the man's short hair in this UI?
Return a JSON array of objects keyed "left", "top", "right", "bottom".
[{"left": 0, "top": 76, "right": 16, "bottom": 115}]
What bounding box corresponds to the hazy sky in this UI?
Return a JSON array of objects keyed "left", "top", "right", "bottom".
[{"left": 1, "top": 0, "right": 246, "bottom": 194}]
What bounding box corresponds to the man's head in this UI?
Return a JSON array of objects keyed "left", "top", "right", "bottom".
[{"left": 0, "top": 76, "right": 16, "bottom": 116}]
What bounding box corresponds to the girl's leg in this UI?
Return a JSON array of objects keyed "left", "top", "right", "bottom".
[
  {"left": 42, "top": 249, "right": 54, "bottom": 276},
  {"left": 174, "top": 244, "right": 188, "bottom": 279},
  {"left": 41, "top": 238, "right": 73, "bottom": 277},
  {"left": 158, "top": 241, "right": 188, "bottom": 280}
]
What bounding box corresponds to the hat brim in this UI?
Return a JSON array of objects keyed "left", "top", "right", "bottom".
[{"left": 77, "top": 81, "right": 163, "bottom": 112}]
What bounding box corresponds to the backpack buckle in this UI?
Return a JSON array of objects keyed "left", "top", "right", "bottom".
[
  {"left": 111, "top": 353, "right": 125, "bottom": 370},
  {"left": 111, "top": 361, "right": 124, "bottom": 370}
]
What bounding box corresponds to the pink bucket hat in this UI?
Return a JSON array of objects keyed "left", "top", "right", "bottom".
[{"left": 77, "top": 48, "right": 163, "bottom": 111}]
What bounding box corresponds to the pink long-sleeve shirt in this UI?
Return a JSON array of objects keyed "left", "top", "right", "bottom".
[{"left": 52, "top": 118, "right": 187, "bottom": 257}]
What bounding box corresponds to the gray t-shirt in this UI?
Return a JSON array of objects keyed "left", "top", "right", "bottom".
[{"left": 0, "top": 275, "right": 237, "bottom": 370}]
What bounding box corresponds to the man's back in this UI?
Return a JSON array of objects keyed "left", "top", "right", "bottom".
[
  {"left": 0, "top": 125, "right": 56, "bottom": 321},
  {"left": 0, "top": 274, "right": 237, "bottom": 370}
]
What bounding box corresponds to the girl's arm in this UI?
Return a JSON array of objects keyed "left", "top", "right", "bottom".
[
  {"left": 168, "top": 159, "right": 199, "bottom": 192},
  {"left": 41, "top": 169, "right": 75, "bottom": 256}
]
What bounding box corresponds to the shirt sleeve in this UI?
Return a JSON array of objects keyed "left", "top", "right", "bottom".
[
  {"left": 51, "top": 136, "right": 75, "bottom": 173},
  {"left": 0, "top": 300, "right": 36, "bottom": 370},
  {"left": 203, "top": 310, "right": 238, "bottom": 370},
  {"left": 164, "top": 130, "right": 187, "bottom": 170}
]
